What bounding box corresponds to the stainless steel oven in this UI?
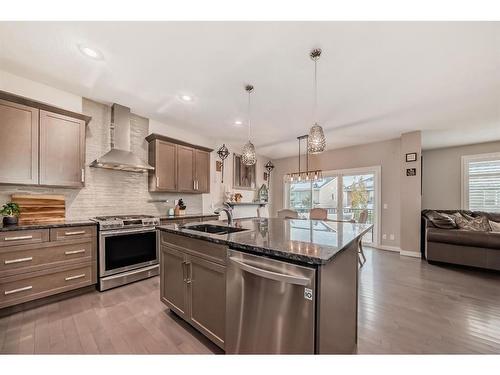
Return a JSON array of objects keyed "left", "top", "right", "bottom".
[{"left": 92, "top": 215, "right": 160, "bottom": 291}]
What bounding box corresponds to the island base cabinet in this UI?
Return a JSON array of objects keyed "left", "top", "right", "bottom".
[
  {"left": 160, "top": 240, "right": 226, "bottom": 349},
  {"left": 316, "top": 240, "right": 359, "bottom": 354},
  {"left": 160, "top": 246, "right": 188, "bottom": 319},
  {"left": 189, "top": 256, "right": 225, "bottom": 348}
]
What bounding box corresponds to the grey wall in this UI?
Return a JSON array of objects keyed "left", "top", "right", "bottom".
[
  {"left": 422, "top": 140, "right": 500, "bottom": 210},
  {"left": 270, "top": 138, "right": 402, "bottom": 248},
  {"left": 0, "top": 98, "right": 203, "bottom": 219},
  {"left": 400, "top": 131, "right": 422, "bottom": 254}
]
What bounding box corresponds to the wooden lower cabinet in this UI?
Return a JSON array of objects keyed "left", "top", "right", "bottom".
[
  {"left": 0, "top": 262, "right": 96, "bottom": 309},
  {"left": 160, "top": 233, "right": 226, "bottom": 349},
  {"left": 0, "top": 225, "right": 97, "bottom": 309},
  {"left": 189, "top": 255, "right": 226, "bottom": 347},
  {"left": 160, "top": 245, "right": 188, "bottom": 318}
]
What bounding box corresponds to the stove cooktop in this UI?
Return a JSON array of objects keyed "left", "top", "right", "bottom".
[{"left": 91, "top": 214, "right": 160, "bottom": 230}]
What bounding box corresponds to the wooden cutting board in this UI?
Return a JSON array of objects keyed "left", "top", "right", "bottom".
[{"left": 11, "top": 194, "right": 66, "bottom": 223}]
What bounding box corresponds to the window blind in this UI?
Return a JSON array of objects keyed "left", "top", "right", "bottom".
[{"left": 467, "top": 158, "right": 500, "bottom": 212}]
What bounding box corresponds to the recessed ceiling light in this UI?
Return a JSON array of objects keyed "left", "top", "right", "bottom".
[
  {"left": 78, "top": 44, "right": 103, "bottom": 60},
  {"left": 234, "top": 120, "right": 243, "bottom": 126},
  {"left": 180, "top": 95, "right": 193, "bottom": 102}
]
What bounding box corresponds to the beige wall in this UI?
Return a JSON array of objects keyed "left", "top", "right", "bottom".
[
  {"left": 422, "top": 140, "right": 500, "bottom": 209},
  {"left": 270, "top": 138, "right": 402, "bottom": 248},
  {"left": 400, "top": 131, "right": 422, "bottom": 255}
]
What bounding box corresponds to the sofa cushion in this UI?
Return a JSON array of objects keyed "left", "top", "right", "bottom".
[
  {"left": 422, "top": 210, "right": 457, "bottom": 229},
  {"left": 489, "top": 220, "right": 500, "bottom": 232},
  {"left": 454, "top": 214, "right": 491, "bottom": 232},
  {"left": 428, "top": 228, "right": 500, "bottom": 249}
]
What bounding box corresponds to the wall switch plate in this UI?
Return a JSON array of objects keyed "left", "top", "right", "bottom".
[
  {"left": 383, "top": 203, "right": 388, "bottom": 209},
  {"left": 382, "top": 234, "right": 387, "bottom": 240},
  {"left": 390, "top": 234, "right": 395, "bottom": 240}
]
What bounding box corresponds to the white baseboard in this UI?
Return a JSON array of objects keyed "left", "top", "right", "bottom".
[
  {"left": 400, "top": 250, "right": 422, "bottom": 258},
  {"left": 368, "top": 245, "right": 422, "bottom": 258},
  {"left": 370, "top": 244, "right": 401, "bottom": 253}
]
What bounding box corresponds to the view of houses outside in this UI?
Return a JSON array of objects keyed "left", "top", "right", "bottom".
[{"left": 288, "top": 173, "right": 375, "bottom": 240}]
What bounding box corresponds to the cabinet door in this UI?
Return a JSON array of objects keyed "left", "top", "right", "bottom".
[
  {"left": 177, "top": 145, "right": 195, "bottom": 192},
  {"left": 195, "top": 149, "right": 210, "bottom": 193},
  {"left": 155, "top": 140, "right": 177, "bottom": 191},
  {"left": 160, "top": 245, "right": 188, "bottom": 318},
  {"left": 188, "top": 255, "right": 226, "bottom": 348},
  {"left": 39, "top": 110, "right": 85, "bottom": 187},
  {"left": 0, "top": 99, "right": 39, "bottom": 185}
]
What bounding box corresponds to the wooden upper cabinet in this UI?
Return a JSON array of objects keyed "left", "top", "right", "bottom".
[
  {"left": 0, "top": 99, "right": 39, "bottom": 185},
  {"left": 177, "top": 145, "right": 196, "bottom": 192},
  {"left": 146, "top": 134, "right": 212, "bottom": 194},
  {"left": 39, "top": 110, "right": 86, "bottom": 187},
  {"left": 195, "top": 150, "right": 210, "bottom": 193},
  {"left": 149, "top": 140, "right": 177, "bottom": 192}
]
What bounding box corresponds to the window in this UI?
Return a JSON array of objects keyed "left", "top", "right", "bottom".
[
  {"left": 284, "top": 166, "right": 380, "bottom": 244},
  {"left": 462, "top": 153, "right": 500, "bottom": 212}
]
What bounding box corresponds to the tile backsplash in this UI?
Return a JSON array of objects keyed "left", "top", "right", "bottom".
[{"left": 0, "top": 98, "right": 203, "bottom": 219}]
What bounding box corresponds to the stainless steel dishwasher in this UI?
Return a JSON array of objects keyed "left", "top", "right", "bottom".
[{"left": 226, "top": 249, "right": 316, "bottom": 354}]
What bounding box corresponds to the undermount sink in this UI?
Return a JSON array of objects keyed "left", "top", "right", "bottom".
[{"left": 183, "top": 224, "right": 248, "bottom": 235}]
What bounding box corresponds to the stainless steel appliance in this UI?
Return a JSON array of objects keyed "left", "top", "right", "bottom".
[
  {"left": 226, "top": 249, "right": 316, "bottom": 354},
  {"left": 91, "top": 215, "right": 160, "bottom": 291}
]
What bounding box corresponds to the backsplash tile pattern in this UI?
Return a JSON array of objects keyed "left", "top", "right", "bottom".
[{"left": 0, "top": 98, "right": 203, "bottom": 219}]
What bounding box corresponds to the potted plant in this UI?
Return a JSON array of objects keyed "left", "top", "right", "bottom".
[{"left": 1, "top": 202, "right": 21, "bottom": 226}]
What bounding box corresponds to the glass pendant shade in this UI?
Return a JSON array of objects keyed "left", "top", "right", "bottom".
[
  {"left": 242, "top": 140, "right": 257, "bottom": 166},
  {"left": 307, "top": 123, "right": 326, "bottom": 154}
]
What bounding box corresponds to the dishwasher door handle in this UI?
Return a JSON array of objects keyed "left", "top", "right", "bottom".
[{"left": 229, "top": 257, "right": 310, "bottom": 286}]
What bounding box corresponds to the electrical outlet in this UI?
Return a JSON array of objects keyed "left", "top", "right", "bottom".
[
  {"left": 382, "top": 234, "right": 387, "bottom": 240},
  {"left": 383, "top": 203, "right": 388, "bottom": 209},
  {"left": 390, "top": 234, "right": 395, "bottom": 241}
]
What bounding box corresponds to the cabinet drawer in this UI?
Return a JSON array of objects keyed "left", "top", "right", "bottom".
[
  {"left": 0, "top": 229, "right": 49, "bottom": 247},
  {"left": 0, "top": 239, "right": 95, "bottom": 277},
  {"left": 0, "top": 262, "right": 96, "bottom": 309},
  {"left": 161, "top": 232, "right": 227, "bottom": 265},
  {"left": 50, "top": 225, "right": 96, "bottom": 241}
]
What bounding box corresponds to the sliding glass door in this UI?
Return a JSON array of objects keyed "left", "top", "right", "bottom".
[{"left": 285, "top": 167, "right": 379, "bottom": 245}]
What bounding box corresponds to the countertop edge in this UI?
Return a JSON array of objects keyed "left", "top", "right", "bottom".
[
  {"left": 157, "top": 223, "right": 371, "bottom": 265},
  {"left": 0, "top": 221, "right": 97, "bottom": 232}
]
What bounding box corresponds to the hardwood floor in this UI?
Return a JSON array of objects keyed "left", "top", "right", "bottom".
[{"left": 1, "top": 247, "right": 500, "bottom": 354}]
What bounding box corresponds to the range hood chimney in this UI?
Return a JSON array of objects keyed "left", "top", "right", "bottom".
[{"left": 90, "top": 104, "right": 154, "bottom": 172}]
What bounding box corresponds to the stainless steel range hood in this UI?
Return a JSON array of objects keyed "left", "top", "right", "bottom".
[{"left": 90, "top": 104, "right": 154, "bottom": 172}]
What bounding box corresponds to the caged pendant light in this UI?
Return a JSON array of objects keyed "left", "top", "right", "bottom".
[
  {"left": 241, "top": 84, "right": 257, "bottom": 166},
  {"left": 307, "top": 48, "right": 326, "bottom": 154}
]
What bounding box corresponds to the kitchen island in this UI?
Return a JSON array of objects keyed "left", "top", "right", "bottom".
[{"left": 157, "top": 218, "right": 372, "bottom": 354}]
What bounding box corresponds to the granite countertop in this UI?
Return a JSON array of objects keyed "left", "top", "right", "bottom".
[
  {"left": 159, "top": 213, "right": 219, "bottom": 220},
  {"left": 0, "top": 219, "right": 96, "bottom": 232},
  {"left": 158, "top": 218, "right": 373, "bottom": 265}
]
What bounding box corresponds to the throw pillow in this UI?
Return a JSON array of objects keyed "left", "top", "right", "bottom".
[
  {"left": 455, "top": 215, "right": 491, "bottom": 232},
  {"left": 489, "top": 220, "right": 500, "bottom": 233},
  {"left": 423, "top": 210, "right": 457, "bottom": 229}
]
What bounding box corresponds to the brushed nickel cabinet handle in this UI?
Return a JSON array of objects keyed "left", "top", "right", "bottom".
[
  {"left": 4, "top": 285, "right": 32, "bottom": 295},
  {"left": 4, "top": 235, "right": 33, "bottom": 241},
  {"left": 4, "top": 257, "right": 33, "bottom": 265},
  {"left": 81, "top": 168, "right": 85, "bottom": 183},
  {"left": 65, "top": 249, "right": 85, "bottom": 255},
  {"left": 156, "top": 176, "right": 159, "bottom": 187},
  {"left": 65, "top": 274, "right": 86, "bottom": 281},
  {"left": 186, "top": 261, "right": 192, "bottom": 284},
  {"left": 64, "top": 231, "right": 86, "bottom": 236}
]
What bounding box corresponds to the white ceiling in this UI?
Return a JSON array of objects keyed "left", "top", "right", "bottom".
[{"left": 1, "top": 22, "right": 499, "bottom": 159}]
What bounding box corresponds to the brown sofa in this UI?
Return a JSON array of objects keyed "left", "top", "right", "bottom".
[{"left": 422, "top": 210, "right": 500, "bottom": 271}]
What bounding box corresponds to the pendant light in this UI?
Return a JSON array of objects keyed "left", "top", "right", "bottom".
[
  {"left": 241, "top": 84, "right": 257, "bottom": 166},
  {"left": 307, "top": 48, "right": 326, "bottom": 154},
  {"left": 285, "top": 135, "right": 323, "bottom": 183}
]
